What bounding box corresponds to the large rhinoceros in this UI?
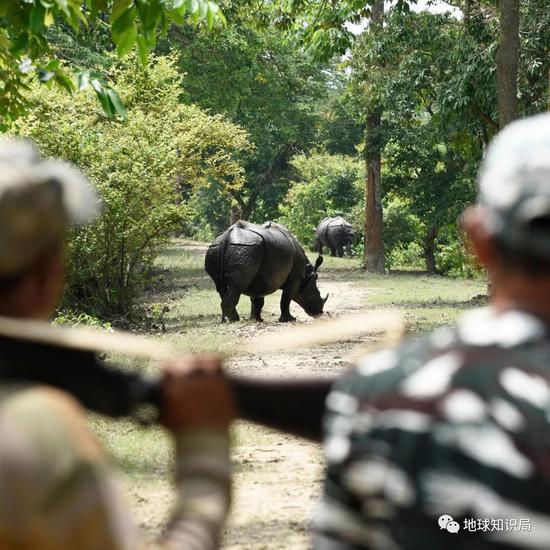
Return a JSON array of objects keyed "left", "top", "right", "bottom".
[
  {"left": 314, "top": 216, "right": 355, "bottom": 257},
  {"left": 205, "top": 220, "right": 328, "bottom": 322}
]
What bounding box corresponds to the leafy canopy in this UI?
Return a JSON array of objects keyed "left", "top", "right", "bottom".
[
  {"left": 0, "top": 0, "right": 224, "bottom": 126},
  {"left": 171, "top": 19, "right": 330, "bottom": 220}
]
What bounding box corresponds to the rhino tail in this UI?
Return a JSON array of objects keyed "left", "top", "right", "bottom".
[{"left": 218, "top": 227, "right": 233, "bottom": 292}]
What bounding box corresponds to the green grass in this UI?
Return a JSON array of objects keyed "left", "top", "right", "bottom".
[
  {"left": 301, "top": 256, "right": 486, "bottom": 333},
  {"left": 91, "top": 416, "right": 172, "bottom": 480},
  {"left": 311, "top": 253, "right": 363, "bottom": 272}
]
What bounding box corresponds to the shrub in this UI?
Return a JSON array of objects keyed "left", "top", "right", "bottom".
[
  {"left": 436, "top": 224, "right": 481, "bottom": 278},
  {"left": 53, "top": 311, "right": 112, "bottom": 330},
  {"left": 279, "top": 153, "right": 363, "bottom": 248},
  {"left": 388, "top": 242, "right": 425, "bottom": 271},
  {"left": 16, "top": 54, "right": 251, "bottom": 316}
]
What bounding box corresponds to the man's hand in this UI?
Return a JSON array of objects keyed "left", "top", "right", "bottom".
[{"left": 159, "top": 355, "right": 235, "bottom": 432}]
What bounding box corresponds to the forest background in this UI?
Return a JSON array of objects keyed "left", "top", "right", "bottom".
[{"left": 2, "top": 0, "right": 549, "bottom": 319}]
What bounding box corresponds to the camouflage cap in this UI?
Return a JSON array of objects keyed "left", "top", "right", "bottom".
[
  {"left": 478, "top": 112, "right": 550, "bottom": 259},
  {"left": 0, "top": 140, "right": 99, "bottom": 278}
]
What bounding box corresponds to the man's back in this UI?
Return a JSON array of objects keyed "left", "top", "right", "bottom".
[
  {"left": 0, "top": 384, "right": 136, "bottom": 549},
  {"left": 314, "top": 308, "right": 550, "bottom": 549}
]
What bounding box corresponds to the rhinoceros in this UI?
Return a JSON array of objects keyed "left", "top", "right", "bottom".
[
  {"left": 314, "top": 216, "right": 355, "bottom": 257},
  {"left": 205, "top": 220, "right": 328, "bottom": 322}
]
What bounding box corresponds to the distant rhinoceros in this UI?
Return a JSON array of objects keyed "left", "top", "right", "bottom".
[
  {"left": 205, "top": 220, "right": 328, "bottom": 322},
  {"left": 314, "top": 216, "right": 355, "bottom": 257}
]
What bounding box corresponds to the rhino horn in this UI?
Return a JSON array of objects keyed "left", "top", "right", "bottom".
[{"left": 322, "top": 293, "right": 329, "bottom": 305}]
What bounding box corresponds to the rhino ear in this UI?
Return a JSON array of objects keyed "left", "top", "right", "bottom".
[{"left": 314, "top": 255, "right": 324, "bottom": 272}]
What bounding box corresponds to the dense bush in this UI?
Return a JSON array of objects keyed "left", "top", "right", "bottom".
[
  {"left": 16, "top": 55, "right": 251, "bottom": 316},
  {"left": 381, "top": 198, "right": 480, "bottom": 277},
  {"left": 435, "top": 225, "right": 480, "bottom": 278},
  {"left": 279, "top": 153, "right": 363, "bottom": 248},
  {"left": 186, "top": 182, "right": 233, "bottom": 240},
  {"left": 382, "top": 195, "right": 424, "bottom": 269}
]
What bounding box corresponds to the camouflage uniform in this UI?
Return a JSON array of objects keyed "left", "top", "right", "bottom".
[
  {"left": 0, "top": 383, "right": 231, "bottom": 549},
  {"left": 313, "top": 308, "right": 550, "bottom": 549},
  {"left": 312, "top": 108, "right": 550, "bottom": 550}
]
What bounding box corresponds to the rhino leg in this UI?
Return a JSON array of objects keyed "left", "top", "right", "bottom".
[
  {"left": 330, "top": 246, "right": 337, "bottom": 257},
  {"left": 279, "top": 280, "right": 299, "bottom": 322},
  {"left": 217, "top": 290, "right": 227, "bottom": 322},
  {"left": 221, "top": 284, "right": 240, "bottom": 322},
  {"left": 250, "top": 296, "right": 264, "bottom": 322}
]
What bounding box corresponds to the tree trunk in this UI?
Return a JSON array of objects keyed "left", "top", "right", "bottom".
[
  {"left": 489, "top": 0, "right": 519, "bottom": 297},
  {"left": 496, "top": 0, "right": 519, "bottom": 129},
  {"left": 424, "top": 226, "right": 438, "bottom": 274},
  {"left": 364, "top": 0, "right": 385, "bottom": 274}
]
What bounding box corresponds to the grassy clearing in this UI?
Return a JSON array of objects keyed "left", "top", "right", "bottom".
[
  {"left": 89, "top": 238, "right": 487, "bottom": 546},
  {"left": 148, "top": 241, "right": 487, "bottom": 346},
  {"left": 355, "top": 273, "right": 486, "bottom": 331},
  {"left": 305, "top": 252, "right": 486, "bottom": 332}
]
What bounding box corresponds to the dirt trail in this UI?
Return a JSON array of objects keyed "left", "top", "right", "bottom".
[
  {"left": 136, "top": 241, "right": 393, "bottom": 549},
  {"left": 173, "top": 242, "right": 392, "bottom": 549}
]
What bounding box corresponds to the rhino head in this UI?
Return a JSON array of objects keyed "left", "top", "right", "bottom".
[
  {"left": 294, "top": 255, "right": 329, "bottom": 317},
  {"left": 342, "top": 223, "right": 355, "bottom": 254}
]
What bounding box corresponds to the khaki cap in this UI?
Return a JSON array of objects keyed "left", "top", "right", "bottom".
[{"left": 0, "top": 140, "right": 99, "bottom": 278}]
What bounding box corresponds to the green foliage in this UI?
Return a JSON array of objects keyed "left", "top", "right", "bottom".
[
  {"left": 279, "top": 153, "right": 363, "bottom": 248},
  {"left": 15, "top": 54, "right": 250, "bottom": 316},
  {"left": 382, "top": 194, "right": 423, "bottom": 259},
  {"left": 518, "top": 0, "right": 550, "bottom": 114},
  {"left": 168, "top": 21, "right": 330, "bottom": 220},
  {"left": 186, "top": 182, "right": 232, "bottom": 240},
  {"left": 316, "top": 70, "right": 364, "bottom": 156},
  {"left": 388, "top": 242, "right": 424, "bottom": 271},
  {"left": 46, "top": 24, "right": 115, "bottom": 72},
  {"left": 435, "top": 225, "right": 480, "bottom": 279},
  {"left": 384, "top": 127, "right": 477, "bottom": 231},
  {"left": 0, "top": 0, "right": 224, "bottom": 124},
  {"left": 53, "top": 310, "right": 113, "bottom": 330}
]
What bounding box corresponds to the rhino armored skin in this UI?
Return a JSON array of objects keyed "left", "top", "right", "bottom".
[
  {"left": 314, "top": 216, "right": 355, "bottom": 257},
  {"left": 205, "top": 220, "right": 328, "bottom": 322}
]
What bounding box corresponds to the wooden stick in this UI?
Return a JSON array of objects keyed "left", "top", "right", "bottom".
[
  {"left": 0, "top": 310, "right": 405, "bottom": 361},
  {"left": 0, "top": 316, "right": 172, "bottom": 360},
  {"left": 241, "top": 311, "right": 405, "bottom": 355}
]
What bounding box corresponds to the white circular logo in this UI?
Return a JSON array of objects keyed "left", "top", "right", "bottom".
[{"left": 438, "top": 514, "right": 460, "bottom": 533}]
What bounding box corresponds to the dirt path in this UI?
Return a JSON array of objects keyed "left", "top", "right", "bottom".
[
  {"left": 114, "top": 237, "right": 491, "bottom": 550},
  {"left": 150, "top": 241, "right": 391, "bottom": 549},
  {"left": 224, "top": 280, "right": 372, "bottom": 548}
]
